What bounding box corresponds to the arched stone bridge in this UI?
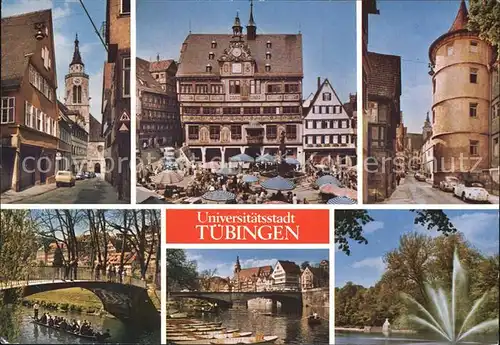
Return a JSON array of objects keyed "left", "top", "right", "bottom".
[
  {"left": 1, "top": 277, "right": 159, "bottom": 329},
  {"left": 169, "top": 291, "right": 303, "bottom": 311}
]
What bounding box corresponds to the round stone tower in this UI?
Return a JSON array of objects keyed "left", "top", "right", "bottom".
[{"left": 429, "top": 0, "right": 494, "bottom": 184}]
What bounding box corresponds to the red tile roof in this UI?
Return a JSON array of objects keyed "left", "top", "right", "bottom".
[
  {"left": 449, "top": 0, "right": 468, "bottom": 33},
  {"left": 150, "top": 59, "right": 175, "bottom": 72},
  {"left": 237, "top": 265, "right": 273, "bottom": 280}
]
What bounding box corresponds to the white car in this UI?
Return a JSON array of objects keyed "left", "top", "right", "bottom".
[
  {"left": 453, "top": 182, "right": 489, "bottom": 203},
  {"left": 439, "top": 176, "right": 459, "bottom": 192}
]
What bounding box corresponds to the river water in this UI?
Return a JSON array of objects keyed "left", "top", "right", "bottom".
[
  {"left": 170, "top": 304, "right": 329, "bottom": 344},
  {"left": 335, "top": 331, "right": 499, "bottom": 345},
  {"left": 12, "top": 307, "right": 160, "bottom": 344}
]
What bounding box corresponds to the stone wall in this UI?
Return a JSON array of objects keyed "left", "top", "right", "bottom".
[{"left": 301, "top": 287, "right": 329, "bottom": 309}]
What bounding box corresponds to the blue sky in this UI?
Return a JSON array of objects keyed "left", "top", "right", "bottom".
[
  {"left": 137, "top": 0, "right": 356, "bottom": 102},
  {"left": 335, "top": 210, "right": 500, "bottom": 288},
  {"left": 185, "top": 249, "right": 329, "bottom": 278},
  {"left": 2, "top": 0, "right": 107, "bottom": 121},
  {"left": 369, "top": 0, "right": 465, "bottom": 133}
]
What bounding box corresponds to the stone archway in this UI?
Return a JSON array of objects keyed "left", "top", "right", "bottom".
[{"left": 94, "top": 162, "right": 101, "bottom": 174}]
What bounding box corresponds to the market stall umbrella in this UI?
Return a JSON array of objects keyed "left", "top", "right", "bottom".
[
  {"left": 202, "top": 190, "right": 236, "bottom": 202},
  {"left": 285, "top": 157, "right": 300, "bottom": 165},
  {"left": 151, "top": 170, "right": 184, "bottom": 185},
  {"left": 229, "top": 153, "right": 255, "bottom": 163},
  {"left": 260, "top": 176, "right": 295, "bottom": 191},
  {"left": 256, "top": 154, "right": 276, "bottom": 163},
  {"left": 327, "top": 196, "right": 356, "bottom": 205},
  {"left": 315, "top": 175, "right": 341, "bottom": 187},
  {"left": 203, "top": 161, "right": 221, "bottom": 170},
  {"left": 319, "top": 184, "right": 357, "bottom": 200},
  {"left": 264, "top": 200, "right": 288, "bottom": 204},
  {"left": 136, "top": 186, "right": 163, "bottom": 204},
  {"left": 216, "top": 167, "right": 238, "bottom": 176},
  {"left": 242, "top": 175, "right": 259, "bottom": 183}
]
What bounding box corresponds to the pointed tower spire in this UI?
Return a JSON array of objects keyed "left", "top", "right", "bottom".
[
  {"left": 246, "top": 0, "right": 257, "bottom": 40},
  {"left": 234, "top": 256, "right": 241, "bottom": 273},
  {"left": 449, "top": 0, "right": 469, "bottom": 33},
  {"left": 425, "top": 111, "right": 430, "bottom": 123},
  {"left": 70, "top": 33, "right": 84, "bottom": 67},
  {"left": 232, "top": 12, "right": 243, "bottom": 37}
]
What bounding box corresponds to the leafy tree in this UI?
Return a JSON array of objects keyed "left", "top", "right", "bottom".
[
  {"left": 0, "top": 210, "right": 38, "bottom": 341},
  {"left": 468, "top": 0, "right": 500, "bottom": 48},
  {"left": 335, "top": 210, "right": 457, "bottom": 255},
  {"left": 166, "top": 249, "right": 198, "bottom": 291},
  {"left": 52, "top": 247, "right": 64, "bottom": 267},
  {"left": 300, "top": 261, "right": 310, "bottom": 270}
]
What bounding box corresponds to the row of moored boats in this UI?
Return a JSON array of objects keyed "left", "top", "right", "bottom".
[{"left": 167, "top": 320, "right": 278, "bottom": 344}]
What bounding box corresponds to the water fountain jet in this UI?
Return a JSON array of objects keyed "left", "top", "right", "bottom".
[{"left": 403, "top": 250, "right": 498, "bottom": 343}]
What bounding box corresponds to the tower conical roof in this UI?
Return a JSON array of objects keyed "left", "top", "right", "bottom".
[
  {"left": 248, "top": 0, "right": 256, "bottom": 26},
  {"left": 449, "top": 0, "right": 469, "bottom": 33},
  {"left": 70, "top": 33, "right": 84, "bottom": 66}
]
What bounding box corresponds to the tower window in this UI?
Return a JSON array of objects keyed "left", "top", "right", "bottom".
[
  {"left": 469, "top": 140, "right": 479, "bottom": 156},
  {"left": 470, "top": 68, "right": 478, "bottom": 84},
  {"left": 266, "top": 41, "right": 272, "bottom": 48},
  {"left": 432, "top": 79, "right": 436, "bottom": 94},
  {"left": 446, "top": 43, "right": 454, "bottom": 56},
  {"left": 211, "top": 41, "right": 217, "bottom": 49},
  {"left": 469, "top": 103, "right": 478, "bottom": 117},
  {"left": 470, "top": 41, "right": 478, "bottom": 53},
  {"left": 432, "top": 110, "right": 436, "bottom": 124},
  {"left": 206, "top": 64, "right": 212, "bottom": 72},
  {"left": 266, "top": 52, "right": 271, "bottom": 59},
  {"left": 73, "top": 85, "right": 82, "bottom": 104},
  {"left": 209, "top": 52, "right": 215, "bottom": 60},
  {"left": 265, "top": 64, "right": 271, "bottom": 72}
]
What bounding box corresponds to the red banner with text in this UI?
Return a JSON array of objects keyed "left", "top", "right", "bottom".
[{"left": 166, "top": 209, "right": 329, "bottom": 244}]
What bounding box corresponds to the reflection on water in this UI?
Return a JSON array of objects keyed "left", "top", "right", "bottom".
[
  {"left": 14, "top": 307, "right": 160, "bottom": 344},
  {"left": 335, "top": 331, "right": 499, "bottom": 345},
  {"left": 172, "top": 304, "right": 329, "bottom": 344}
]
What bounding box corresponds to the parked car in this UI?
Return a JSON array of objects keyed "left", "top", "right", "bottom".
[
  {"left": 55, "top": 171, "right": 75, "bottom": 187},
  {"left": 414, "top": 172, "right": 426, "bottom": 182},
  {"left": 439, "top": 176, "right": 459, "bottom": 192},
  {"left": 75, "top": 172, "right": 85, "bottom": 180},
  {"left": 88, "top": 172, "right": 96, "bottom": 178},
  {"left": 453, "top": 182, "right": 489, "bottom": 203}
]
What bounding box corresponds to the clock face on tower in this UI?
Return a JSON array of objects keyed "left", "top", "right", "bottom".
[
  {"left": 232, "top": 48, "right": 242, "bottom": 57},
  {"left": 73, "top": 78, "right": 82, "bottom": 86}
]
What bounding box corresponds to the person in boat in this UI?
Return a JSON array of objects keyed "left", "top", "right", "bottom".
[
  {"left": 59, "top": 318, "right": 68, "bottom": 330},
  {"left": 39, "top": 313, "right": 48, "bottom": 324},
  {"left": 33, "top": 302, "right": 40, "bottom": 320},
  {"left": 48, "top": 316, "right": 55, "bottom": 327}
]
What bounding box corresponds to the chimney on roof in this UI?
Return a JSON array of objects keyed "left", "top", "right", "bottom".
[{"left": 317, "top": 77, "right": 321, "bottom": 90}]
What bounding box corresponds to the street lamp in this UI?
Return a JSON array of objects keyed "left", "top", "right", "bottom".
[
  {"left": 34, "top": 22, "right": 47, "bottom": 40},
  {"left": 428, "top": 63, "right": 435, "bottom": 76}
]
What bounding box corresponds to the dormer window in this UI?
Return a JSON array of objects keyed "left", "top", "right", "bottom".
[
  {"left": 211, "top": 41, "right": 217, "bottom": 49},
  {"left": 209, "top": 52, "right": 215, "bottom": 60},
  {"left": 265, "top": 64, "right": 271, "bottom": 72},
  {"left": 266, "top": 41, "right": 272, "bottom": 48},
  {"left": 266, "top": 52, "right": 271, "bottom": 60},
  {"left": 206, "top": 64, "right": 212, "bottom": 72}
]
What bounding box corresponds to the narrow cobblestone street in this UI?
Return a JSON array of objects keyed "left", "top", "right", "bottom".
[{"left": 1, "top": 178, "right": 127, "bottom": 204}]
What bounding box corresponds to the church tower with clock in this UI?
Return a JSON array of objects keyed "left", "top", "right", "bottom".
[{"left": 65, "top": 34, "right": 91, "bottom": 133}]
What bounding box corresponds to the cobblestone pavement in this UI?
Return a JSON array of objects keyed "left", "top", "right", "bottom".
[
  {"left": 383, "top": 175, "right": 466, "bottom": 204},
  {"left": 4, "top": 178, "right": 127, "bottom": 204}
]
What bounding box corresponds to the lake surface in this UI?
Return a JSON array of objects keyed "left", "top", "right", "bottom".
[
  {"left": 12, "top": 307, "right": 160, "bottom": 344},
  {"left": 335, "top": 331, "right": 499, "bottom": 345},
  {"left": 169, "top": 304, "right": 329, "bottom": 344}
]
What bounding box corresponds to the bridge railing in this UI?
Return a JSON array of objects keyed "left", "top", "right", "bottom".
[{"left": 0, "top": 266, "right": 147, "bottom": 290}]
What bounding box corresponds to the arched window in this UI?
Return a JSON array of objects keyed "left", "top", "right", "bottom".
[
  {"left": 77, "top": 86, "right": 82, "bottom": 103},
  {"left": 73, "top": 85, "right": 78, "bottom": 103}
]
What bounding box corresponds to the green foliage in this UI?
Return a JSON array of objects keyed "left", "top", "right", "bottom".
[
  {"left": 167, "top": 249, "right": 199, "bottom": 291},
  {"left": 52, "top": 247, "right": 64, "bottom": 267},
  {"left": 468, "top": 0, "right": 500, "bottom": 48},
  {"left": 334, "top": 210, "right": 373, "bottom": 255},
  {"left": 335, "top": 210, "right": 457, "bottom": 256},
  {"left": 300, "top": 261, "right": 310, "bottom": 270},
  {"left": 335, "top": 233, "right": 499, "bottom": 330}
]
